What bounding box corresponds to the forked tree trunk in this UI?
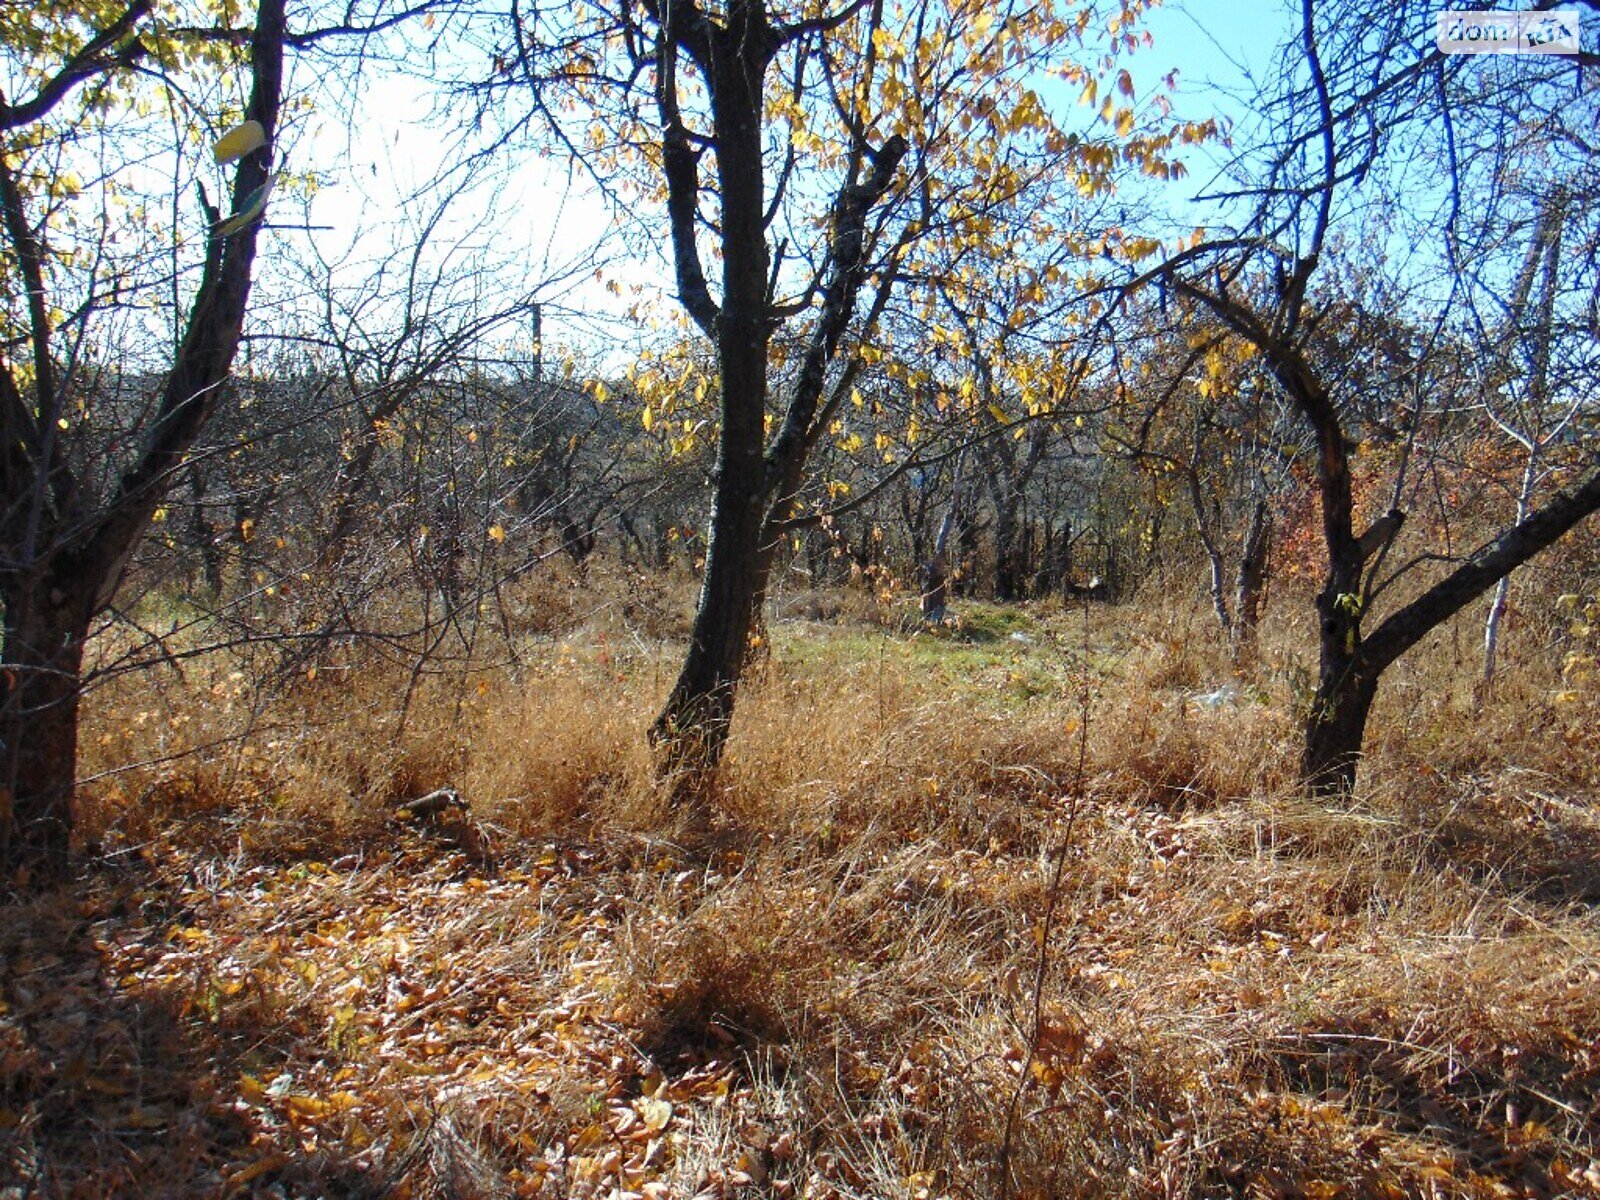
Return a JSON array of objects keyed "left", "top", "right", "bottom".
[
  {"left": 1301, "top": 469, "right": 1600, "bottom": 795},
  {"left": 0, "top": 0, "right": 285, "bottom": 885},
  {"left": 647, "top": 1, "right": 771, "bottom": 807},
  {"left": 646, "top": 0, "right": 907, "bottom": 821}
]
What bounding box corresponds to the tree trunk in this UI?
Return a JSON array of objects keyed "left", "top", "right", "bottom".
[
  {"left": 649, "top": 440, "right": 767, "bottom": 796},
  {"left": 1185, "top": 437, "right": 1231, "bottom": 633},
  {"left": 1481, "top": 566, "right": 1512, "bottom": 686},
  {"left": 0, "top": 0, "right": 284, "bottom": 886},
  {"left": 1031, "top": 515, "right": 1053, "bottom": 599},
  {"left": 1102, "top": 540, "right": 1125, "bottom": 601},
  {"left": 188, "top": 464, "right": 225, "bottom": 595},
  {"left": 1301, "top": 639, "right": 1378, "bottom": 797},
  {"left": 1, "top": 580, "right": 89, "bottom": 881},
  {"left": 648, "top": 1, "right": 909, "bottom": 820},
  {"left": 1234, "top": 498, "right": 1272, "bottom": 657},
  {"left": 1484, "top": 442, "right": 1541, "bottom": 685},
  {"left": 993, "top": 500, "right": 1025, "bottom": 602},
  {"left": 1057, "top": 520, "right": 1075, "bottom": 604},
  {"left": 956, "top": 516, "right": 980, "bottom": 598},
  {"left": 647, "top": 2, "right": 773, "bottom": 816},
  {"left": 1203, "top": 541, "right": 1231, "bottom": 633},
  {"left": 922, "top": 483, "right": 963, "bottom": 621},
  {"left": 1301, "top": 520, "right": 1373, "bottom": 795},
  {"left": 922, "top": 553, "right": 949, "bottom": 622}
]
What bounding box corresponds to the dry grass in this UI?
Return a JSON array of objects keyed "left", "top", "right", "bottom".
[{"left": 3, "top": 575, "right": 1598, "bottom": 1198}]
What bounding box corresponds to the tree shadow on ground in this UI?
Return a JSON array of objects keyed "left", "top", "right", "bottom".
[
  {"left": 0, "top": 865, "right": 380, "bottom": 1199},
  {"left": 1413, "top": 781, "right": 1600, "bottom": 909},
  {"left": 1268, "top": 1023, "right": 1590, "bottom": 1197}
]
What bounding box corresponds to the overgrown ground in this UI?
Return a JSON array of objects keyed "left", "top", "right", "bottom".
[{"left": 3, "top": 571, "right": 1599, "bottom": 1199}]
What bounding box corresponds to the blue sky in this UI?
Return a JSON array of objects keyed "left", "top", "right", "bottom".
[
  {"left": 1138, "top": 0, "right": 1296, "bottom": 94},
  {"left": 1124, "top": 0, "right": 1297, "bottom": 221},
  {"left": 284, "top": 0, "right": 1304, "bottom": 358}
]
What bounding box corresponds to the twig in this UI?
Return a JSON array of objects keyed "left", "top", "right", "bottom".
[{"left": 996, "top": 594, "right": 1093, "bottom": 1200}]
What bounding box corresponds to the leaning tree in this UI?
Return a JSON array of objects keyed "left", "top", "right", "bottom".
[
  {"left": 1143, "top": 0, "right": 1600, "bottom": 794},
  {"left": 0, "top": 0, "right": 457, "bottom": 883},
  {"left": 0, "top": 0, "right": 288, "bottom": 882}
]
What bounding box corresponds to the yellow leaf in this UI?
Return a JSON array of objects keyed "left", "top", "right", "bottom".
[
  {"left": 634, "top": 1096, "right": 673, "bottom": 1132},
  {"left": 641, "top": 406, "right": 653, "bottom": 431},
  {"left": 223, "top": 1151, "right": 292, "bottom": 1193},
  {"left": 571, "top": 1122, "right": 607, "bottom": 1153},
  {"left": 287, "top": 1094, "right": 335, "bottom": 1119},
  {"left": 488, "top": 524, "right": 506, "bottom": 543}
]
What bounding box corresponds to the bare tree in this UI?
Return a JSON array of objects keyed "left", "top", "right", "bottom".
[{"left": 1144, "top": 0, "right": 1600, "bottom": 793}]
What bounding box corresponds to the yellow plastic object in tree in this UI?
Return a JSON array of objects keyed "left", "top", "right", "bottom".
[{"left": 212, "top": 120, "right": 266, "bottom": 164}]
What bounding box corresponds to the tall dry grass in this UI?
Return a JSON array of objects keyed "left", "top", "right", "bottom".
[{"left": 9, "top": 568, "right": 1596, "bottom": 1198}]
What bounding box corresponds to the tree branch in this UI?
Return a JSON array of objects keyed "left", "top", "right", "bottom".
[
  {"left": 764, "top": 132, "right": 907, "bottom": 490},
  {"left": 0, "top": 0, "right": 152, "bottom": 131},
  {"left": 656, "top": 28, "right": 721, "bottom": 338},
  {"left": 1364, "top": 463, "right": 1600, "bottom": 672},
  {"left": 75, "top": 0, "right": 288, "bottom": 615}
]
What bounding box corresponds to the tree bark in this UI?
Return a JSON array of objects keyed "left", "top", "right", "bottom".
[
  {"left": 649, "top": 0, "right": 908, "bottom": 807},
  {"left": 0, "top": 576, "right": 88, "bottom": 880},
  {"left": 0, "top": 0, "right": 285, "bottom": 884},
  {"left": 1234, "top": 497, "right": 1271, "bottom": 656},
  {"left": 993, "top": 497, "right": 1025, "bottom": 602},
  {"left": 648, "top": 0, "right": 772, "bottom": 800},
  {"left": 1203, "top": 538, "right": 1231, "bottom": 633},
  {"left": 1300, "top": 643, "right": 1378, "bottom": 796},
  {"left": 1302, "top": 557, "right": 1372, "bottom": 795},
  {"left": 649, "top": 456, "right": 768, "bottom": 791},
  {"left": 1302, "top": 466, "right": 1600, "bottom": 794},
  {"left": 1480, "top": 456, "right": 1534, "bottom": 685},
  {"left": 1056, "top": 519, "right": 1075, "bottom": 604}
]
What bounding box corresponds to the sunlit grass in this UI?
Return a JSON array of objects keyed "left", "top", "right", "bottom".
[{"left": 8, "top": 570, "right": 1597, "bottom": 1198}]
